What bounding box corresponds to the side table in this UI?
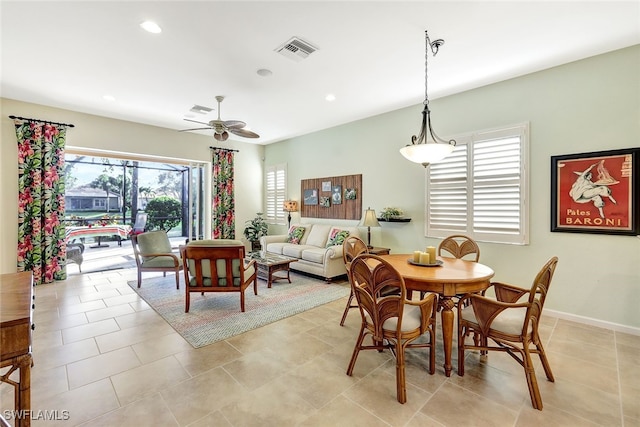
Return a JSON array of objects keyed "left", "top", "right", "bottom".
[{"left": 368, "top": 247, "right": 390, "bottom": 255}]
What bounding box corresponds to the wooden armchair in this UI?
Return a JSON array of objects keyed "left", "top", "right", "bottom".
[
  {"left": 131, "top": 230, "right": 182, "bottom": 289},
  {"left": 346, "top": 254, "right": 437, "bottom": 404},
  {"left": 457, "top": 256, "right": 559, "bottom": 410},
  {"left": 179, "top": 240, "right": 257, "bottom": 313}
]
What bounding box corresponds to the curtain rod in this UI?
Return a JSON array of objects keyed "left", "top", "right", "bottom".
[
  {"left": 209, "top": 146, "right": 239, "bottom": 153},
  {"left": 9, "top": 115, "right": 75, "bottom": 128}
]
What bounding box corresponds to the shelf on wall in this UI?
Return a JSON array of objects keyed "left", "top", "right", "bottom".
[{"left": 377, "top": 217, "right": 411, "bottom": 223}]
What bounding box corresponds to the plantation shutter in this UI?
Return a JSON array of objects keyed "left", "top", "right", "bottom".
[
  {"left": 426, "top": 123, "right": 529, "bottom": 245},
  {"left": 266, "top": 163, "right": 287, "bottom": 224}
]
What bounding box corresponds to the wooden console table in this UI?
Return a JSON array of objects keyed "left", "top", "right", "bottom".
[{"left": 1, "top": 272, "right": 34, "bottom": 427}]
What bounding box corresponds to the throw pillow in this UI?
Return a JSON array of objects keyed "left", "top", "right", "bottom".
[
  {"left": 286, "top": 226, "right": 306, "bottom": 244},
  {"left": 326, "top": 228, "right": 350, "bottom": 247}
]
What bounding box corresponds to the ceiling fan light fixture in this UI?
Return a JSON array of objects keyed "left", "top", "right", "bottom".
[
  {"left": 214, "top": 131, "right": 229, "bottom": 141},
  {"left": 400, "top": 30, "right": 456, "bottom": 168}
]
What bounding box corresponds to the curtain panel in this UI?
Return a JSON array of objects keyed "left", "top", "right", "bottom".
[
  {"left": 14, "top": 120, "right": 68, "bottom": 285},
  {"left": 211, "top": 148, "right": 235, "bottom": 239}
]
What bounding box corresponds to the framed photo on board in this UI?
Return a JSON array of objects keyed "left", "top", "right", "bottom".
[
  {"left": 551, "top": 148, "right": 639, "bottom": 235},
  {"left": 304, "top": 189, "right": 318, "bottom": 205}
]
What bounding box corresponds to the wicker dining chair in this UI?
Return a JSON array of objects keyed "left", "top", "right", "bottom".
[
  {"left": 346, "top": 254, "right": 437, "bottom": 404},
  {"left": 339, "top": 236, "right": 369, "bottom": 326},
  {"left": 438, "top": 234, "right": 480, "bottom": 262},
  {"left": 457, "top": 256, "right": 559, "bottom": 410}
]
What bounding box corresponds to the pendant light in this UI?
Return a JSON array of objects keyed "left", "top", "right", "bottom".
[{"left": 400, "top": 30, "right": 456, "bottom": 167}]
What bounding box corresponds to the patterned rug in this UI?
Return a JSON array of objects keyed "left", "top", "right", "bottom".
[{"left": 127, "top": 273, "right": 350, "bottom": 348}]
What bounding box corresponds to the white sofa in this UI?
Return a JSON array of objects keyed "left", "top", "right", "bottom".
[{"left": 260, "top": 223, "right": 361, "bottom": 282}]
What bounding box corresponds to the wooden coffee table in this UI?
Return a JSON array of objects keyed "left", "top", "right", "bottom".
[{"left": 248, "top": 253, "right": 298, "bottom": 288}]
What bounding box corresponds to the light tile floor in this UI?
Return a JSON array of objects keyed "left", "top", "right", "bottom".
[{"left": 1, "top": 266, "right": 639, "bottom": 427}]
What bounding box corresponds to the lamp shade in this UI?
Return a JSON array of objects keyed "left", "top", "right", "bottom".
[
  {"left": 359, "top": 207, "right": 380, "bottom": 228},
  {"left": 399, "top": 142, "right": 455, "bottom": 167},
  {"left": 283, "top": 200, "right": 299, "bottom": 212}
]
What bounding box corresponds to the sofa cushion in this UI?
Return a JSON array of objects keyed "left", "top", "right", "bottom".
[
  {"left": 301, "top": 247, "right": 327, "bottom": 264},
  {"left": 265, "top": 242, "right": 287, "bottom": 255},
  {"left": 326, "top": 228, "right": 350, "bottom": 247},
  {"left": 286, "top": 226, "right": 306, "bottom": 244},
  {"left": 283, "top": 244, "right": 316, "bottom": 258},
  {"left": 305, "top": 224, "right": 332, "bottom": 248}
]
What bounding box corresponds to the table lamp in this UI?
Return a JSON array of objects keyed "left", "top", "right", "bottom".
[
  {"left": 359, "top": 207, "right": 380, "bottom": 248},
  {"left": 283, "top": 200, "right": 299, "bottom": 229}
]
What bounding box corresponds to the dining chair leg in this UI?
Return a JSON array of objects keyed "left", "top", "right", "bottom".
[
  {"left": 137, "top": 270, "right": 142, "bottom": 288},
  {"left": 457, "top": 329, "right": 466, "bottom": 376},
  {"left": 346, "top": 326, "right": 366, "bottom": 376},
  {"left": 395, "top": 340, "right": 407, "bottom": 404},
  {"left": 185, "top": 291, "right": 191, "bottom": 313},
  {"left": 174, "top": 271, "right": 180, "bottom": 289},
  {"left": 523, "top": 345, "right": 543, "bottom": 410},
  {"left": 535, "top": 340, "right": 555, "bottom": 382},
  {"left": 339, "top": 290, "right": 356, "bottom": 326}
]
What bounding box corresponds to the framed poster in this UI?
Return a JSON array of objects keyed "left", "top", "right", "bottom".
[
  {"left": 321, "top": 181, "right": 331, "bottom": 192},
  {"left": 551, "top": 148, "right": 639, "bottom": 235}
]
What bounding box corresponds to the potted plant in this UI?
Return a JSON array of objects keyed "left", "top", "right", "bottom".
[
  {"left": 380, "top": 207, "right": 404, "bottom": 221},
  {"left": 243, "top": 213, "right": 268, "bottom": 251}
]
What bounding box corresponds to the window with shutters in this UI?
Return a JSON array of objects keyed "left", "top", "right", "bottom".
[
  {"left": 265, "top": 163, "right": 287, "bottom": 225},
  {"left": 426, "top": 123, "right": 529, "bottom": 245}
]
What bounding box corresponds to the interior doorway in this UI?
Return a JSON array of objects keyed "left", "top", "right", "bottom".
[{"left": 64, "top": 151, "right": 208, "bottom": 273}]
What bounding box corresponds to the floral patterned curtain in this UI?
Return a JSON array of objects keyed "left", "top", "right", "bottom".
[
  {"left": 14, "top": 119, "right": 68, "bottom": 285},
  {"left": 211, "top": 148, "right": 235, "bottom": 239}
]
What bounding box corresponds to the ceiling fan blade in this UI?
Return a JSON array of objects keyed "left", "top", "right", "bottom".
[
  {"left": 224, "top": 120, "right": 246, "bottom": 129},
  {"left": 229, "top": 128, "right": 260, "bottom": 138},
  {"left": 214, "top": 131, "right": 229, "bottom": 141},
  {"left": 183, "top": 118, "right": 211, "bottom": 126},
  {"left": 179, "top": 127, "right": 213, "bottom": 132}
]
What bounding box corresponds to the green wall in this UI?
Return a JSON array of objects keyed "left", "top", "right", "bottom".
[{"left": 265, "top": 45, "right": 640, "bottom": 330}]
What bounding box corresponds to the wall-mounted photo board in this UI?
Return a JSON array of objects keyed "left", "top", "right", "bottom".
[{"left": 301, "top": 174, "right": 362, "bottom": 220}]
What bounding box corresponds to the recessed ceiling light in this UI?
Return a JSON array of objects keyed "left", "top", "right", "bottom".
[
  {"left": 325, "top": 94, "right": 336, "bottom": 102},
  {"left": 257, "top": 68, "right": 273, "bottom": 77},
  {"left": 140, "top": 21, "right": 162, "bottom": 34},
  {"left": 103, "top": 95, "right": 115, "bottom": 102}
]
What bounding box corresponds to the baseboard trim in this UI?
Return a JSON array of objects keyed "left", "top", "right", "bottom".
[{"left": 545, "top": 309, "right": 640, "bottom": 336}]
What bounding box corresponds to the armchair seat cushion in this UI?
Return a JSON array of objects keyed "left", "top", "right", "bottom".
[
  {"left": 461, "top": 305, "right": 529, "bottom": 336},
  {"left": 143, "top": 255, "right": 180, "bottom": 268}
]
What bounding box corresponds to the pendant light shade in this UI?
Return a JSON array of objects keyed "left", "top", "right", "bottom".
[{"left": 400, "top": 30, "right": 456, "bottom": 167}]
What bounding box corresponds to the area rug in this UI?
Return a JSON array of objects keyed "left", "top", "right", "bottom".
[{"left": 127, "top": 273, "right": 350, "bottom": 348}]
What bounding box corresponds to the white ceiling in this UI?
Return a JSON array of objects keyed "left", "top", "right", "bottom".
[{"left": 2, "top": 1, "right": 639, "bottom": 145}]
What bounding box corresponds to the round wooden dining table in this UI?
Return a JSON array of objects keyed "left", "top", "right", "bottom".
[{"left": 380, "top": 254, "right": 495, "bottom": 377}]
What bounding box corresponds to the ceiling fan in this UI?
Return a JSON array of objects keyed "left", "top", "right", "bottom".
[{"left": 180, "top": 95, "right": 260, "bottom": 141}]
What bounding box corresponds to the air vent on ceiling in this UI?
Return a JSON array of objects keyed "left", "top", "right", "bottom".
[
  {"left": 275, "top": 36, "right": 318, "bottom": 62},
  {"left": 190, "top": 104, "right": 213, "bottom": 114}
]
